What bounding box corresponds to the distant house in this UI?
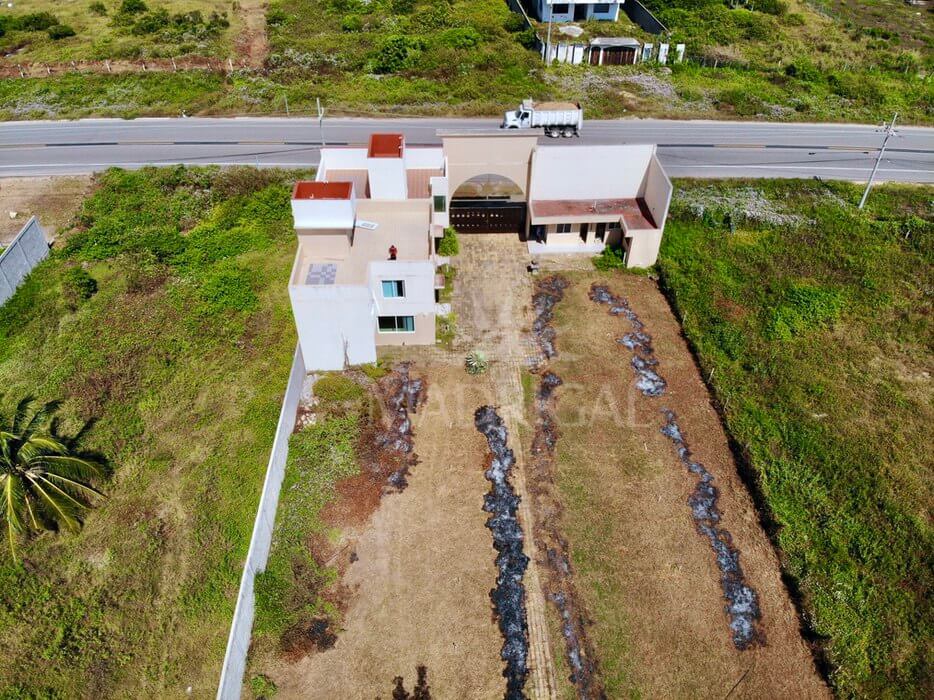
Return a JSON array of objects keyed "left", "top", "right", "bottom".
[
  {"left": 289, "top": 131, "right": 670, "bottom": 370},
  {"left": 533, "top": 0, "right": 622, "bottom": 22}
]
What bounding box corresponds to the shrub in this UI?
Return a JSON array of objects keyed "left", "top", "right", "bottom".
[
  {"left": 358, "top": 363, "right": 388, "bottom": 380},
  {"left": 592, "top": 244, "right": 627, "bottom": 270},
  {"left": 61, "top": 267, "right": 98, "bottom": 310},
  {"left": 751, "top": 0, "right": 786, "bottom": 16},
  {"left": 437, "top": 27, "right": 482, "bottom": 50},
  {"left": 503, "top": 13, "right": 526, "bottom": 33},
  {"left": 266, "top": 8, "right": 288, "bottom": 26},
  {"left": 717, "top": 87, "right": 765, "bottom": 116},
  {"left": 437, "top": 227, "right": 459, "bottom": 256},
  {"left": 436, "top": 312, "right": 456, "bottom": 350},
  {"left": 371, "top": 36, "right": 423, "bottom": 73},
  {"left": 130, "top": 9, "right": 169, "bottom": 34},
  {"left": 515, "top": 28, "right": 538, "bottom": 50},
  {"left": 89, "top": 2, "right": 108, "bottom": 17},
  {"left": 212, "top": 167, "right": 282, "bottom": 198},
  {"left": 197, "top": 262, "right": 258, "bottom": 315},
  {"left": 765, "top": 283, "right": 843, "bottom": 340},
  {"left": 119, "top": 0, "right": 148, "bottom": 14},
  {"left": 390, "top": 0, "right": 417, "bottom": 14},
  {"left": 48, "top": 24, "right": 77, "bottom": 40},
  {"left": 784, "top": 59, "right": 821, "bottom": 83},
  {"left": 314, "top": 373, "right": 365, "bottom": 403},
  {"left": 465, "top": 350, "right": 488, "bottom": 375},
  {"left": 10, "top": 12, "right": 60, "bottom": 32},
  {"left": 341, "top": 14, "right": 363, "bottom": 32}
]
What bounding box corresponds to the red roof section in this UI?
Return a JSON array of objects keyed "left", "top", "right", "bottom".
[
  {"left": 292, "top": 181, "right": 353, "bottom": 200},
  {"left": 368, "top": 133, "right": 404, "bottom": 159}
]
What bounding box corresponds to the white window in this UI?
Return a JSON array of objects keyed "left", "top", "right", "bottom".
[
  {"left": 378, "top": 315, "right": 415, "bottom": 333},
  {"left": 555, "top": 223, "right": 572, "bottom": 233},
  {"left": 381, "top": 280, "right": 405, "bottom": 298}
]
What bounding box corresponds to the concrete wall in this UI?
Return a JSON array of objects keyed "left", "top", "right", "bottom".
[
  {"left": 370, "top": 260, "right": 437, "bottom": 316},
  {"left": 639, "top": 153, "right": 673, "bottom": 233},
  {"left": 537, "top": 1, "right": 620, "bottom": 22},
  {"left": 529, "top": 144, "right": 656, "bottom": 200},
  {"left": 0, "top": 217, "right": 49, "bottom": 307},
  {"left": 542, "top": 42, "right": 587, "bottom": 65},
  {"left": 374, "top": 312, "right": 436, "bottom": 346},
  {"left": 216, "top": 345, "right": 306, "bottom": 700},
  {"left": 625, "top": 229, "right": 664, "bottom": 268},
  {"left": 367, "top": 156, "right": 407, "bottom": 199},
  {"left": 292, "top": 194, "right": 356, "bottom": 230},
  {"left": 622, "top": 0, "right": 667, "bottom": 34},
  {"left": 443, "top": 134, "right": 538, "bottom": 198},
  {"left": 289, "top": 281, "right": 376, "bottom": 370}
]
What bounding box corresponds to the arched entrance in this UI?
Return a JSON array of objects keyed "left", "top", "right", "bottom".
[{"left": 450, "top": 173, "right": 527, "bottom": 234}]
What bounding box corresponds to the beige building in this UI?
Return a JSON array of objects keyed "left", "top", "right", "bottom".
[{"left": 289, "top": 131, "right": 671, "bottom": 370}]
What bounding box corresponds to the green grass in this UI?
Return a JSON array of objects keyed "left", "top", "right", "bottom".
[
  {"left": 0, "top": 70, "right": 227, "bottom": 120},
  {"left": 0, "top": 0, "right": 238, "bottom": 62},
  {"left": 657, "top": 179, "right": 933, "bottom": 697},
  {"left": 262, "top": 0, "right": 543, "bottom": 115},
  {"left": 1, "top": 0, "right": 930, "bottom": 122},
  {"left": 0, "top": 165, "right": 309, "bottom": 696},
  {"left": 251, "top": 413, "right": 361, "bottom": 642}
]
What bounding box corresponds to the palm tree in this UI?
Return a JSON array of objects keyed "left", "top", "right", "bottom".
[{"left": 0, "top": 397, "right": 106, "bottom": 560}]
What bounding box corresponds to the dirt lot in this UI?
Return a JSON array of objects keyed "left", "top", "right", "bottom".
[
  {"left": 270, "top": 362, "right": 505, "bottom": 698},
  {"left": 0, "top": 176, "right": 91, "bottom": 245},
  {"left": 540, "top": 268, "right": 828, "bottom": 698}
]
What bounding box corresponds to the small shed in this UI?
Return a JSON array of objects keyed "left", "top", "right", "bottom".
[{"left": 588, "top": 37, "right": 641, "bottom": 65}]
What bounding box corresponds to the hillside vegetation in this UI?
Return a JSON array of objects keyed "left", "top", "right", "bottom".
[
  {"left": 0, "top": 166, "right": 301, "bottom": 696},
  {"left": 657, "top": 181, "right": 932, "bottom": 696},
  {"left": 0, "top": 0, "right": 236, "bottom": 62},
  {"left": 0, "top": 0, "right": 930, "bottom": 122}
]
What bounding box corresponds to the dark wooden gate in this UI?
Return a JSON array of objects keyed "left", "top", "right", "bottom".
[
  {"left": 602, "top": 47, "right": 637, "bottom": 65},
  {"left": 450, "top": 199, "right": 526, "bottom": 234}
]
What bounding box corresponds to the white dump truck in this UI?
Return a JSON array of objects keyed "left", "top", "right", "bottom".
[{"left": 501, "top": 99, "right": 583, "bottom": 137}]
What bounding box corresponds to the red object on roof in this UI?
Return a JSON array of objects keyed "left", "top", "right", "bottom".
[
  {"left": 292, "top": 181, "right": 353, "bottom": 200},
  {"left": 368, "top": 133, "right": 404, "bottom": 159}
]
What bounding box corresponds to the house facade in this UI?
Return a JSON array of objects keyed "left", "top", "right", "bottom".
[
  {"left": 289, "top": 131, "right": 670, "bottom": 370},
  {"left": 533, "top": 0, "right": 622, "bottom": 22}
]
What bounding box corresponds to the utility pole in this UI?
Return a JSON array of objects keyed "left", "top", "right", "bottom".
[
  {"left": 545, "top": 11, "right": 553, "bottom": 66},
  {"left": 316, "top": 97, "right": 326, "bottom": 146},
  {"left": 859, "top": 112, "right": 898, "bottom": 210}
]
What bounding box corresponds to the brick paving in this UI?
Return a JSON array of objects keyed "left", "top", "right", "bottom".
[{"left": 453, "top": 234, "right": 559, "bottom": 700}]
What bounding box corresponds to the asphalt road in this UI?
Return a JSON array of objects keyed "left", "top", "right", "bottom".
[{"left": 1, "top": 117, "right": 932, "bottom": 182}]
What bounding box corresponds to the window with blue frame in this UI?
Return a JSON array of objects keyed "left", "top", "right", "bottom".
[
  {"left": 594, "top": 3, "right": 611, "bottom": 12},
  {"left": 381, "top": 280, "right": 405, "bottom": 298},
  {"left": 378, "top": 316, "right": 415, "bottom": 332}
]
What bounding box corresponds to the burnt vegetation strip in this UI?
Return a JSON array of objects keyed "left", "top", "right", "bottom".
[
  {"left": 529, "top": 276, "right": 606, "bottom": 698},
  {"left": 474, "top": 406, "right": 530, "bottom": 700},
  {"left": 589, "top": 282, "right": 764, "bottom": 650}
]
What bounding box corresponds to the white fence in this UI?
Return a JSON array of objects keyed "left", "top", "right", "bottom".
[
  {"left": 216, "top": 344, "right": 306, "bottom": 699},
  {"left": 0, "top": 216, "right": 49, "bottom": 306}
]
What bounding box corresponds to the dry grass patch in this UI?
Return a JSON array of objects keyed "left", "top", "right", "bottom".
[{"left": 541, "top": 270, "right": 827, "bottom": 698}]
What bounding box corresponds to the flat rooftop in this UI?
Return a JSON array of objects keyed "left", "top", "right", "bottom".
[
  {"left": 324, "top": 168, "right": 443, "bottom": 200},
  {"left": 530, "top": 198, "right": 657, "bottom": 230},
  {"left": 292, "top": 199, "right": 431, "bottom": 287},
  {"left": 293, "top": 181, "right": 352, "bottom": 200}
]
